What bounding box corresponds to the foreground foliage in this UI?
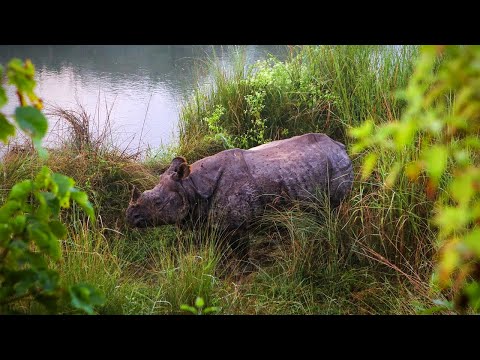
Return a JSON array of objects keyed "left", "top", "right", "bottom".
[
  {"left": 0, "top": 59, "right": 102, "bottom": 314},
  {"left": 351, "top": 45, "right": 480, "bottom": 313}
]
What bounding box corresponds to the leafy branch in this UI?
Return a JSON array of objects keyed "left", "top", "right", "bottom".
[{"left": 0, "top": 58, "right": 104, "bottom": 314}]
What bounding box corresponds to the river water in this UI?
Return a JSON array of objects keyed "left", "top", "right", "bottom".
[{"left": 0, "top": 45, "right": 287, "bottom": 152}]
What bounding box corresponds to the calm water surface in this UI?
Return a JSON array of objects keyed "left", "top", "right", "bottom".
[{"left": 0, "top": 45, "right": 287, "bottom": 151}]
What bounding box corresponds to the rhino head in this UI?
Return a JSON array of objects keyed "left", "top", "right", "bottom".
[{"left": 126, "top": 157, "right": 192, "bottom": 228}]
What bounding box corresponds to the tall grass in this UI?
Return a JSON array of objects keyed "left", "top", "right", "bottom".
[
  {"left": 178, "top": 45, "right": 418, "bottom": 160},
  {"left": 308, "top": 45, "right": 417, "bottom": 126}
]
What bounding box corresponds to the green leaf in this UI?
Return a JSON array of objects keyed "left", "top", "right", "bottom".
[
  {"left": 0, "top": 200, "right": 22, "bottom": 223},
  {"left": 0, "top": 65, "right": 7, "bottom": 107},
  {"left": 180, "top": 304, "right": 197, "bottom": 315},
  {"left": 471, "top": 201, "right": 480, "bottom": 222},
  {"left": 0, "top": 86, "right": 6, "bottom": 108},
  {"left": 361, "top": 153, "right": 378, "bottom": 181},
  {"left": 450, "top": 173, "right": 475, "bottom": 206},
  {"left": 36, "top": 191, "right": 51, "bottom": 220},
  {"left": 35, "top": 141, "right": 48, "bottom": 160},
  {"left": 463, "top": 228, "right": 480, "bottom": 256},
  {"left": 7, "top": 240, "right": 29, "bottom": 266},
  {"left": 8, "top": 179, "right": 33, "bottom": 202},
  {"left": 422, "top": 145, "right": 448, "bottom": 183},
  {"left": 7, "top": 58, "right": 36, "bottom": 95},
  {"left": 10, "top": 214, "right": 26, "bottom": 234},
  {"left": 7, "top": 58, "right": 31, "bottom": 74},
  {"left": 0, "top": 113, "right": 15, "bottom": 142},
  {"left": 14, "top": 106, "right": 48, "bottom": 142},
  {"left": 69, "top": 284, "right": 105, "bottom": 315},
  {"left": 27, "top": 222, "right": 61, "bottom": 260},
  {"left": 350, "top": 141, "right": 369, "bottom": 154},
  {"left": 8, "top": 238, "right": 28, "bottom": 252},
  {"left": 12, "top": 270, "right": 38, "bottom": 296},
  {"left": 37, "top": 270, "right": 59, "bottom": 294},
  {"left": 0, "top": 223, "right": 12, "bottom": 246},
  {"left": 0, "top": 285, "right": 14, "bottom": 302},
  {"left": 374, "top": 121, "right": 398, "bottom": 142},
  {"left": 465, "top": 136, "right": 480, "bottom": 149},
  {"left": 434, "top": 206, "right": 469, "bottom": 239},
  {"left": 49, "top": 220, "right": 67, "bottom": 239},
  {"left": 51, "top": 173, "right": 75, "bottom": 208},
  {"left": 453, "top": 149, "right": 471, "bottom": 167},
  {"left": 35, "top": 166, "right": 52, "bottom": 189},
  {"left": 38, "top": 192, "right": 60, "bottom": 218},
  {"left": 384, "top": 162, "right": 402, "bottom": 188},
  {"left": 405, "top": 161, "right": 423, "bottom": 181},
  {"left": 195, "top": 296, "right": 205, "bottom": 309},
  {"left": 203, "top": 306, "right": 221, "bottom": 314},
  {"left": 349, "top": 119, "right": 374, "bottom": 140},
  {"left": 464, "top": 282, "right": 480, "bottom": 312},
  {"left": 423, "top": 110, "right": 444, "bottom": 134},
  {"left": 71, "top": 188, "right": 95, "bottom": 222},
  {"left": 394, "top": 121, "right": 416, "bottom": 149},
  {"left": 439, "top": 244, "right": 460, "bottom": 284},
  {"left": 23, "top": 251, "right": 47, "bottom": 270}
]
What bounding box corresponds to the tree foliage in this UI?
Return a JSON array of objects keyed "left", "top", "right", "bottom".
[
  {"left": 350, "top": 45, "right": 480, "bottom": 313},
  {"left": 0, "top": 58, "right": 103, "bottom": 314}
]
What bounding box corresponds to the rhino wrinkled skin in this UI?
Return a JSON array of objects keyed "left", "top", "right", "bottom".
[{"left": 126, "top": 133, "right": 353, "bottom": 257}]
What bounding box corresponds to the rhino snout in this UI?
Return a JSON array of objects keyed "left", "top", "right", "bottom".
[
  {"left": 126, "top": 207, "right": 147, "bottom": 228},
  {"left": 131, "top": 213, "right": 148, "bottom": 227}
]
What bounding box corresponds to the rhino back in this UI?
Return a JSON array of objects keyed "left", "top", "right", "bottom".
[{"left": 242, "top": 133, "right": 352, "bottom": 202}]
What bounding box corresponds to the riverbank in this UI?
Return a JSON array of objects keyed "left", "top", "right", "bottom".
[{"left": 1, "top": 45, "right": 445, "bottom": 314}]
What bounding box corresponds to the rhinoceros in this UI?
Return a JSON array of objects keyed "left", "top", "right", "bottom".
[{"left": 126, "top": 133, "right": 353, "bottom": 259}]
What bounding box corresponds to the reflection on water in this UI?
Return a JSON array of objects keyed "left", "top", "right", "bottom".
[{"left": 0, "top": 45, "right": 287, "bottom": 151}]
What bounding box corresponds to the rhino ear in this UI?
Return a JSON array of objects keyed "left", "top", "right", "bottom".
[
  {"left": 131, "top": 185, "right": 141, "bottom": 203},
  {"left": 174, "top": 163, "right": 191, "bottom": 180},
  {"left": 168, "top": 156, "right": 188, "bottom": 171},
  {"left": 169, "top": 156, "right": 191, "bottom": 180}
]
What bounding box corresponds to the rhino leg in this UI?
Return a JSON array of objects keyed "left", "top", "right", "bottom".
[
  {"left": 228, "top": 230, "right": 250, "bottom": 261},
  {"left": 228, "top": 230, "right": 258, "bottom": 276}
]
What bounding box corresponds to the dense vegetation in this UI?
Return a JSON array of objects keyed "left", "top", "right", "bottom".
[
  {"left": 1, "top": 45, "right": 476, "bottom": 314},
  {"left": 0, "top": 59, "right": 102, "bottom": 314}
]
